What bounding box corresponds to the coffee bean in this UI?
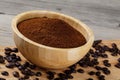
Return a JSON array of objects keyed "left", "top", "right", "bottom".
[
  {"left": 87, "top": 78, "right": 93, "bottom": 80},
  {"left": 64, "top": 70, "right": 72, "bottom": 74},
  {"left": 103, "top": 60, "right": 111, "bottom": 67},
  {"left": 88, "top": 71, "right": 95, "bottom": 75},
  {"left": 54, "top": 78, "right": 62, "bottom": 80},
  {"left": 95, "top": 71, "right": 101, "bottom": 76},
  {"left": 1, "top": 71, "right": 9, "bottom": 76},
  {"left": 118, "top": 58, "right": 120, "bottom": 62},
  {"left": 36, "top": 72, "right": 42, "bottom": 76},
  {"left": 0, "top": 55, "right": 5, "bottom": 63},
  {"left": 97, "top": 75, "right": 105, "bottom": 80},
  {"left": 23, "top": 75, "right": 29, "bottom": 79},
  {"left": 0, "top": 78, "right": 6, "bottom": 80},
  {"left": 4, "top": 51, "right": 11, "bottom": 55},
  {"left": 4, "top": 47, "right": 12, "bottom": 51},
  {"left": 15, "top": 62, "right": 21, "bottom": 67},
  {"left": 16, "top": 56, "right": 21, "bottom": 61},
  {"left": 77, "top": 68, "right": 84, "bottom": 73},
  {"left": 115, "top": 63, "right": 120, "bottom": 68},
  {"left": 18, "top": 77, "right": 25, "bottom": 80},
  {"left": 66, "top": 74, "right": 73, "bottom": 79},
  {"left": 102, "top": 67, "right": 110, "bottom": 75},
  {"left": 92, "top": 40, "right": 102, "bottom": 47},
  {"left": 101, "top": 53, "right": 108, "bottom": 58},
  {"left": 13, "top": 71, "right": 19, "bottom": 78},
  {"left": 12, "top": 48, "right": 18, "bottom": 52},
  {"left": 29, "top": 64, "right": 36, "bottom": 69},
  {"left": 94, "top": 66, "right": 102, "bottom": 70},
  {"left": 6, "top": 63, "right": 15, "bottom": 68}
]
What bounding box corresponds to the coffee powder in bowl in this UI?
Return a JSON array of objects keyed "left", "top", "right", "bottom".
[
  {"left": 12, "top": 10, "right": 94, "bottom": 69},
  {"left": 17, "top": 17, "right": 86, "bottom": 48}
]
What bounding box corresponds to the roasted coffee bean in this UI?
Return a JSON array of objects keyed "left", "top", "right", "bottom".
[
  {"left": 5, "top": 56, "right": 13, "bottom": 62},
  {"left": 92, "top": 40, "right": 102, "bottom": 47},
  {"left": 16, "top": 56, "right": 21, "bottom": 61},
  {"left": 4, "top": 51, "right": 11, "bottom": 55},
  {"left": 103, "top": 45, "right": 110, "bottom": 51},
  {"left": 111, "top": 43, "right": 117, "bottom": 48},
  {"left": 69, "top": 64, "right": 77, "bottom": 70},
  {"left": 94, "top": 66, "right": 102, "bottom": 70},
  {"left": 64, "top": 70, "right": 72, "bottom": 74},
  {"left": 1, "top": 71, "right": 9, "bottom": 76},
  {"left": 18, "top": 77, "right": 25, "bottom": 80},
  {"left": 6, "top": 63, "right": 15, "bottom": 68},
  {"left": 29, "top": 64, "right": 36, "bottom": 69},
  {"left": 101, "top": 53, "right": 108, "bottom": 58},
  {"left": 58, "top": 73, "right": 67, "bottom": 79},
  {"left": 54, "top": 78, "right": 62, "bottom": 80},
  {"left": 88, "top": 71, "right": 95, "bottom": 75},
  {"left": 77, "top": 68, "right": 84, "bottom": 73},
  {"left": 15, "top": 62, "right": 21, "bottom": 67},
  {"left": 0, "top": 78, "right": 6, "bottom": 80},
  {"left": 118, "top": 58, "right": 120, "bottom": 62},
  {"left": 12, "top": 48, "right": 18, "bottom": 52},
  {"left": 13, "top": 71, "right": 19, "bottom": 78},
  {"left": 97, "top": 75, "right": 105, "bottom": 80},
  {"left": 24, "top": 61, "right": 30, "bottom": 67},
  {"left": 35, "top": 72, "right": 42, "bottom": 76},
  {"left": 103, "top": 60, "right": 111, "bottom": 67},
  {"left": 102, "top": 67, "right": 110, "bottom": 75},
  {"left": 47, "top": 75, "right": 54, "bottom": 79},
  {"left": 115, "top": 63, "right": 120, "bottom": 68},
  {"left": 4, "top": 47, "right": 12, "bottom": 51},
  {"left": 95, "top": 71, "right": 101, "bottom": 76},
  {"left": 0, "top": 55, "right": 5, "bottom": 63},
  {"left": 18, "top": 65, "right": 26, "bottom": 70},
  {"left": 87, "top": 78, "right": 93, "bottom": 80},
  {"left": 23, "top": 75, "right": 29, "bottom": 79},
  {"left": 66, "top": 74, "right": 73, "bottom": 79}
]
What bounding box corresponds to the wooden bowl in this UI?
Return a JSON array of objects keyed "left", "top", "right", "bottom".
[{"left": 12, "top": 10, "right": 94, "bottom": 69}]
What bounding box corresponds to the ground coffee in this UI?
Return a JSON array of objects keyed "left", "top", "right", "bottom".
[{"left": 17, "top": 17, "right": 86, "bottom": 48}]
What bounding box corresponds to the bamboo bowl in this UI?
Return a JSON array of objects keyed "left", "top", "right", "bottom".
[{"left": 12, "top": 10, "right": 94, "bottom": 69}]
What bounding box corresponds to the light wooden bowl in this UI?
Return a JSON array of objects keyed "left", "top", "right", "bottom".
[{"left": 12, "top": 10, "right": 94, "bottom": 69}]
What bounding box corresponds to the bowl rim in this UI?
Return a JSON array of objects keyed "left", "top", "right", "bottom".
[{"left": 12, "top": 10, "right": 94, "bottom": 50}]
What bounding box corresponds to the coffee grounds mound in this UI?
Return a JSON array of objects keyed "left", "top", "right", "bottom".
[{"left": 17, "top": 17, "right": 86, "bottom": 48}]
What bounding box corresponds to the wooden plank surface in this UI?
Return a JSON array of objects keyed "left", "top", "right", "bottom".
[
  {"left": 0, "top": 40, "right": 120, "bottom": 80},
  {"left": 0, "top": 0, "right": 120, "bottom": 46}
]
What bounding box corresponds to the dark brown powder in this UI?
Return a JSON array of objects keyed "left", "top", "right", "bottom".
[{"left": 17, "top": 17, "right": 86, "bottom": 48}]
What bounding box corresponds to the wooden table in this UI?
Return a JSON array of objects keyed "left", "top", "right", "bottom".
[{"left": 0, "top": 0, "right": 120, "bottom": 46}]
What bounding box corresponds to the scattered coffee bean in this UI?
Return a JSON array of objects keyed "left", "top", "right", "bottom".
[
  {"left": 29, "top": 64, "right": 36, "bottom": 69},
  {"left": 94, "top": 66, "right": 102, "bottom": 70},
  {"left": 13, "top": 71, "right": 20, "bottom": 78},
  {"left": 0, "top": 78, "right": 6, "bottom": 80},
  {"left": 4, "top": 51, "right": 11, "bottom": 55},
  {"left": 0, "top": 55, "right": 5, "bottom": 63},
  {"left": 88, "top": 71, "right": 95, "bottom": 75},
  {"left": 103, "top": 60, "right": 111, "bottom": 67},
  {"left": 87, "top": 78, "right": 93, "bottom": 80},
  {"left": 23, "top": 75, "right": 29, "bottom": 79},
  {"left": 115, "top": 63, "right": 120, "bottom": 68},
  {"left": 35, "top": 72, "right": 42, "bottom": 76},
  {"left": 77, "top": 68, "right": 84, "bottom": 73},
  {"left": 1, "top": 71, "right": 9, "bottom": 76},
  {"left": 95, "top": 71, "right": 101, "bottom": 76},
  {"left": 92, "top": 40, "right": 102, "bottom": 47},
  {"left": 12, "top": 48, "right": 18, "bottom": 52},
  {"left": 18, "top": 77, "right": 25, "bottom": 80},
  {"left": 102, "top": 67, "right": 110, "bottom": 75},
  {"left": 6, "top": 62, "right": 15, "bottom": 68},
  {"left": 97, "top": 75, "right": 105, "bottom": 80},
  {"left": 4, "top": 47, "right": 12, "bottom": 51},
  {"left": 118, "top": 58, "right": 120, "bottom": 62}
]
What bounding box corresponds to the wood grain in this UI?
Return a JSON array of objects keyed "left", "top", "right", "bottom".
[
  {"left": 0, "top": 40, "right": 120, "bottom": 80},
  {"left": 0, "top": 0, "right": 120, "bottom": 46}
]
